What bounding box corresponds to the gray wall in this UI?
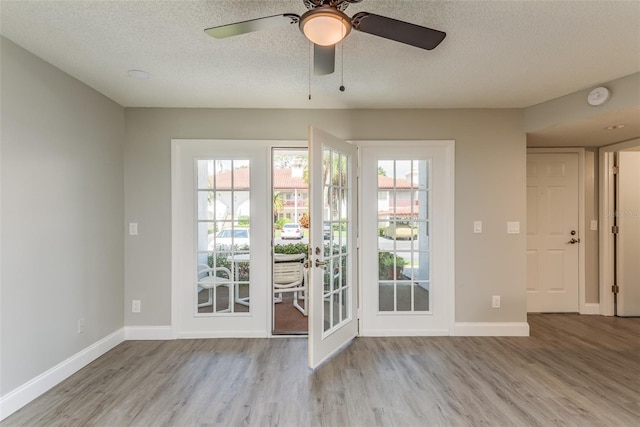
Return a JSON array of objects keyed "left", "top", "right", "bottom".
[
  {"left": 0, "top": 38, "right": 125, "bottom": 395},
  {"left": 124, "top": 108, "right": 527, "bottom": 326}
]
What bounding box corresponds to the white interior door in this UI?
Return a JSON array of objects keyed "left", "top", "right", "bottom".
[
  {"left": 527, "top": 153, "right": 579, "bottom": 312},
  {"left": 172, "top": 140, "right": 270, "bottom": 338},
  {"left": 617, "top": 151, "right": 640, "bottom": 316},
  {"left": 359, "top": 142, "right": 454, "bottom": 336},
  {"left": 308, "top": 127, "right": 358, "bottom": 369}
]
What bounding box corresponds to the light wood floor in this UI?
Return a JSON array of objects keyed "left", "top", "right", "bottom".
[{"left": 3, "top": 314, "right": 639, "bottom": 426}]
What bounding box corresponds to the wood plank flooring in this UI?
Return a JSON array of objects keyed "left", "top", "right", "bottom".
[{"left": 2, "top": 314, "right": 639, "bottom": 426}]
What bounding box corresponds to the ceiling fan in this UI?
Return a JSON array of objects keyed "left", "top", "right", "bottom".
[{"left": 204, "top": 0, "right": 446, "bottom": 76}]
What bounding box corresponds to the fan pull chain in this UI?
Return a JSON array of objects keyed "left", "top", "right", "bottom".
[
  {"left": 340, "top": 18, "right": 345, "bottom": 92},
  {"left": 308, "top": 41, "right": 312, "bottom": 100},
  {"left": 340, "top": 40, "right": 345, "bottom": 92}
]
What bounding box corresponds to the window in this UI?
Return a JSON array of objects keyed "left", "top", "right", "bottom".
[
  {"left": 323, "top": 149, "right": 351, "bottom": 332},
  {"left": 196, "top": 159, "right": 251, "bottom": 314},
  {"left": 377, "top": 160, "right": 431, "bottom": 312}
]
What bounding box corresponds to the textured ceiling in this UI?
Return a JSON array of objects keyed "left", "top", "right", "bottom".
[{"left": 1, "top": 0, "right": 639, "bottom": 110}]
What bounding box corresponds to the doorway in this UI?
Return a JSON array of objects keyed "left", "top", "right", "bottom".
[
  {"left": 599, "top": 139, "right": 640, "bottom": 316},
  {"left": 171, "top": 135, "right": 455, "bottom": 351},
  {"left": 272, "top": 148, "right": 310, "bottom": 335}
]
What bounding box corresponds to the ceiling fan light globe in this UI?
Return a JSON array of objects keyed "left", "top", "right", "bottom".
[{"left": 300, "top": 8, "right": 352, "bottom": 46}]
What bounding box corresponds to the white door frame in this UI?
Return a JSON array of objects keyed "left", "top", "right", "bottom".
[
  {"left": 598, "top": 138, "right": 640, "bottom": 316},
  {"left": 526, "top": 148, "right": 588, "bottom": 314}
]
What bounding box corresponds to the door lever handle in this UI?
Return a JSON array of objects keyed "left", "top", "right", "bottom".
[
  {"left": 567, "top": 238, "right": 580, "bottom": 244},
  {"left": 315, "top": 259, "right": 327, "bottom": 268}
]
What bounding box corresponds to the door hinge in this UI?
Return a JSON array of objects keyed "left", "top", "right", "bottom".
[
  {"left": 612, "top": 225, "right": 619, "bottom": 234},
  {"left": 612, "top": 166, "right": 619, "bottom": 174},
  {"left": 357, "top": 307, "right": 362, "bottom": 319},
  {"left": 611, "top": 285, "right": 619, "bottom": 294}
]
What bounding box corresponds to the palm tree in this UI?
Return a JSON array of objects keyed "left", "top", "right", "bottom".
[
  {"left": 273, "top": 192, "right": 284, "bottom": 223},
  {"left": 303, "top": 154, "right": 347, "bottom": 221}
]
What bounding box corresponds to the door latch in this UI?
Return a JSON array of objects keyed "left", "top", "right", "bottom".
[{"left": 315, "top": 259, "right": 327, "bottom": 268}]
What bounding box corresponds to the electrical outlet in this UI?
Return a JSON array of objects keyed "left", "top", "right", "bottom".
[
  {"left": 129, "top": 223, "right": 138, "bottom": 235},
  {"left": 492, "top": 295, "right": 501, "bottom": 308},
  {"left": 77, "top": 317, "right": 85, "bottom": 334},
  {"left": 132, "top": 299, "right": 141, "bottom": 313}
]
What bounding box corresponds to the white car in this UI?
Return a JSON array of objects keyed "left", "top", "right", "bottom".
[
  {"left": 281, "top": 223, "right": 303, "bottom": 239},
  {"left": 209, "top": 227, "right": 250, "bottom": 250}
]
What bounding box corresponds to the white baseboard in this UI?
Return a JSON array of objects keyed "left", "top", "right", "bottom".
[
  {"left": 124, "top": 326, "right": 174, "bottom": 340},
  {"left": 0, "top": 328, "right": 125, "bottom": 421},
  {"left": 359, "top": 329, "right": 450, "bottom": 337},
  {"left": 454, "top": 322, "right": 530, "bottom": 336},
  {"left": 177, "top": 331, "right": 268, "bottom": 339},
  {"left": 580, "top": 303, "right": 601, "bottom": 315},
  {"left": 124, "top": 326, "right": 270, "bottom": 340}
]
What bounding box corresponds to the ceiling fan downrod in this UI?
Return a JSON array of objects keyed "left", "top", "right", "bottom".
[{"left": 303, "top": 0, "right": 363, "bottom": 12}]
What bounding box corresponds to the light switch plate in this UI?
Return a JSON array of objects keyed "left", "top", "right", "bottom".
[
  {"left": 492, "top": 295, "right": 501, "bottom": 308},
  {"left": 473, "top": 221, "right": 482, "bottom": 234},
  {"left": 591, "top": 220, "right": 598, "bottom": 231},
  {"left": 507, "top": 221, "right": 520, "bottom": 234},
  {"left": 129, "top": 223, "right": 138, "bottom": 235}
]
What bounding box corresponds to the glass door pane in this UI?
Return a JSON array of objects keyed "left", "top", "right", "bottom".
[
  {"left": 196, "top": 159, "right": 251, "bottom": 314},
  {"left": 377, "top": 160, "right": 431, "bottom": 313}
]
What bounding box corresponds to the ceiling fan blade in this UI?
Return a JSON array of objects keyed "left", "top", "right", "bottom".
[
  {"left": 351, "top": 12, "right": 446, "bottom": 50},
  {"left": 314, "top": 44, "right": 335, "bottom": 76},
  {"left": 205, "top": 14, "right": 299, "bottom": 39}
]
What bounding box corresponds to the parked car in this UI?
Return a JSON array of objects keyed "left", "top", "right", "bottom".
[
  {"left": 281, "top": 222, "right": 303, "bottom": 239},
  {"left": 383, "top": 223, "right": 418, "bottom": 240},
  {"left": 209, "top": 227, "right": 250, "bottom": 250},
  {"left": 323, "top": 221, "right": 332, "bottom": 240}
]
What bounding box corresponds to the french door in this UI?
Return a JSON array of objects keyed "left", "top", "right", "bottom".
[
  {"left": 171, "top": 136, "right": 449, "bottom": 359},
  {"left": 308, "top": 127, "right": 359, "bottom": 369},
  {"left": 359, "top": 141, "right": 454, "bottom": 336},
  {"left": 172, "top": 132, "right": 359, "bottom": 361},
  {"left": 172, "top": 140, "right": 270, "bottom": 338}
]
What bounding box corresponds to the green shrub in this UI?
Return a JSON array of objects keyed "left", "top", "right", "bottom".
[
  {"left": 274, "top": 218, "right": 290, "bottom": 229},
  {"left": 378, "top": 251, "right": 407, "bottom": 280},
  {"left": 332, "top": 223, "right": 346, "bottom": 231},
  {"left": 274, "top": 242, "right": 308, "bottom": 255}
]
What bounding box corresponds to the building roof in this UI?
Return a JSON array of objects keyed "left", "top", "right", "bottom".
[{"left": 211, "top": 168, "right": 414, "bottom": 190}]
